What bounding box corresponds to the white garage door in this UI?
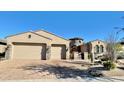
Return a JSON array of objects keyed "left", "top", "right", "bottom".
[
  {"left": 51, "top": 44, "right": 66, "bottom": 60},
  {"left": 12, "top": 43, "right": 46, "bottom": 60}
]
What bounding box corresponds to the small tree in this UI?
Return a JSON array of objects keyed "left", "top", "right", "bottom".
[
  {"left": 106, "top": 32, "right": 116, "bottom": 62},
  {"left": 105, "top": 31, "right": 123, "bottom": 62}
]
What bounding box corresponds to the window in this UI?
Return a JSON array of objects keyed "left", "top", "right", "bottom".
[
  {"left": 95, "top": 45, "right": 99, "bottom": 53},
  {"left": 100, "top": 45, "right": 104, "bottom": 53},
  {"left": 79, "top": 40, "right": 81, "bottom": 43},
  {"left": 28, "top": 35, "right": 31, "bottom": 39}
]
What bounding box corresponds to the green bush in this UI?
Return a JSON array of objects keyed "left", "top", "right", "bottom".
[
  {"left": 103, "top": 61, "right": 116, "bottom": 70},
  {"left": 101, "top": 55, "right": 110, "bottom": 61}
]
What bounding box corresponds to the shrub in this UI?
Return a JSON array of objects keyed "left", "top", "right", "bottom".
[
  {"left": 101, "top": 55, "right": 110, "bottom": 61},
  {"left": 103, "top": 61, "right": 116, "bottom": 70}
]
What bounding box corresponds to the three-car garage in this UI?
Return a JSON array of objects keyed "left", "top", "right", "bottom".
[
  {"left": 5, "top": 31, "right": 69, "bottom": 60},
  {"left": 12, "top": 43, "right": 67, "bottom": 60}
]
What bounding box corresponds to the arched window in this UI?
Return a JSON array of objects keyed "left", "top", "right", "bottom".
[
  {"left": 95, "top": 45, "right": 99, "bottom": 53},
  {"left": 100, "top": 45, "right": 104, "bottom": 53}
]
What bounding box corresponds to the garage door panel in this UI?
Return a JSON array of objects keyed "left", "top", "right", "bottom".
[
  {"left": 51, "top": 45, "right": 66, "bottom": 60},
  {"left": 13, "top": 43, "right": 46, "bottom": 60}
]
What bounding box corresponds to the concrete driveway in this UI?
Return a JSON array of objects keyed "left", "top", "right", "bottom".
[
  {"left": 0, "top": 60, "right": 89, "bottom": 81},
  {"left": 0, "top": 60, "right": 124, "bottom": 82}
]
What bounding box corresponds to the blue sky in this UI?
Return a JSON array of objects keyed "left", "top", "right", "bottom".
[{"left": 0, "top": 11, "right": 124, "bottom": 42}]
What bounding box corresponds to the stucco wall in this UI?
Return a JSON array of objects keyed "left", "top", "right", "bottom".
[
  {"left": 89, "top": 40, "right": 106, "bottom": 54},
  {"left": 6, "top": 32, "right": 51, "bottom": 45},
  {"left": 35, "top": 30, "right": 69, "bottom": 45}
]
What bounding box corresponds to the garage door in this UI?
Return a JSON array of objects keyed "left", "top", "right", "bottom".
[
  {"left": 12, "top": 43, "right": 46, "bottom": 60},
  {"left": 51, "top": 44, "right": 66, "bottom": 60}
]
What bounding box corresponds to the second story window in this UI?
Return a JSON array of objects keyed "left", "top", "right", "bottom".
[{"left": 79, "top": 40, "right": 81, "bottom": 43}]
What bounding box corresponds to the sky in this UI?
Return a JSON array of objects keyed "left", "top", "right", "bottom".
[{"left": 0, "top": 11, "right": 124, "bottom": 42}]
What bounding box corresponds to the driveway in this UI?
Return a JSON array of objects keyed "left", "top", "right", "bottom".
[
  {"left": 0, "top": 60, "right": 89, "bottom": 81},
  {"left": 0, "top": 60, "right": 124, "bottom": 82}
]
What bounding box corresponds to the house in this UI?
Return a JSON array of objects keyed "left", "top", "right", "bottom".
[
  {"left": 0, "top": 30, "right": 108, "bottom": 62},
  {"left": 5, "top": 30, "right": 70, "bottom": 60}
]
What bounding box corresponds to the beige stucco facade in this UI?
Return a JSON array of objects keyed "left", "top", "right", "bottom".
[
  {"left": 1, "top": 30, "right": 109, "bottom": 61},
  {"left": 87, "top": 40, "right": 106, "bottom": 61},
  {"left": 5, "top": 30, "right": 69, "bottom": 60},
  {"left": 88, "top": 40, "right": 106, "bottom": 54}
]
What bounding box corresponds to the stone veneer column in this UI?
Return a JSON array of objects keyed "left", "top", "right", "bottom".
[
  {"left": 91, "top": 52, "right": 95, "bottom": 63},
  {"left": 46, "top": 44, "right": 51, "bottom": 60},
  {"left": 66, "top": 45, "right": 70, "bottom": 60},
  {"left": 83, "top": 52, "right": 88, "bottom": 60}
]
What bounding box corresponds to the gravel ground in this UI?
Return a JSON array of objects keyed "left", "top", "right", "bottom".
[{"left": 0, "top": 59, "right": 124, "bottom": 82}]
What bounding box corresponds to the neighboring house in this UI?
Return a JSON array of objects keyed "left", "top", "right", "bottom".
[
  {"left": 119, "top": 38, "right": 124, "bottom": 53},
  {"left": 117, "top": 38, "right": 124, "bottom": 59},
  {"left": 5, "top": 30, "right": 69, "bottom": 60},
  {"left": 120, "top": 39, "right": 124, "bottom": 51}
]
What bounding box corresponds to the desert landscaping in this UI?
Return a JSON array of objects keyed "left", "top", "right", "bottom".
[{"left": 0, "top": 59, "right": 124, "bottom": 82}]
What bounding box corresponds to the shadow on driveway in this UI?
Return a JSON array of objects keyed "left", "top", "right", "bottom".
[
  {"left": 21, "top": 64, "right": 90, "bottom": 79},
  {"left": 20, "top": 64, "right": 124, "bottom": 81},
  {"left": 21, "top": 64, "right": 106, "bottom": 79}
]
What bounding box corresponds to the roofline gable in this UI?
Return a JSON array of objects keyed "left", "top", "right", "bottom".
[
  {"left": 5, "top": 31, "right": 52, "bottom": 40},
  {"left": 35, "top": 29, "right": 69, "bottom": 41}
]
